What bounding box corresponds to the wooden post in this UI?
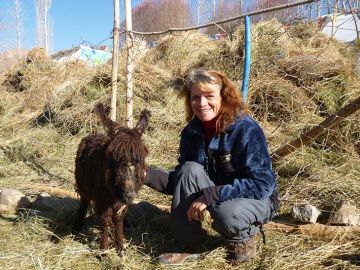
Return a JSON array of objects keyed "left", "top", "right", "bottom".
[
  {"left": 271, "top": 96, "right": 360, "bottom": 162},
  {"left": 124, "top": 0, "right": 134, "bottom": 128},
  {"left": 110, "top": 0, "right": 120, "bottom": 121}
]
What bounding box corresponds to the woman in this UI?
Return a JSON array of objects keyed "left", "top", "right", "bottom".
[{"left": 145, "top": 69, "right": 279, "bottom": 265}]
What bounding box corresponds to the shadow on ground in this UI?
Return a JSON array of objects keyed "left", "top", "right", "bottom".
[
  {"left": 332, "top": 254, "right": 360, "bottom": 266},
  {"left": 124, "top": 201, "right": 224, "bottom": 258}
]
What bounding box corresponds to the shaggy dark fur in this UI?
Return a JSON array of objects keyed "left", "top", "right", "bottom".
[{"left": 74, "top": 103, "right": 150, "bottom": 255}]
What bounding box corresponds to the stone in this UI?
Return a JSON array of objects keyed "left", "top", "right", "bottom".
[
  {"left": 292, "top": 204, "right": 321, "bottom": 224},
  {"left": 0, "top": 204, "right": 9, "bottom": 214},
  {"left": 0, "top": 188, "right": 31, "bottom": 215},
  {"left": 329, "top": 202, "right": 360, "bottom": 226}
]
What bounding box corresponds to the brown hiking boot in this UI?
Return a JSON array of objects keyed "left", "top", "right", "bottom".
[
  {"left": 227, "top": 236, "right": 256, "bottom": 264},
  {"left": 157, "top": 252, "right": 201, "bottom": 265}
]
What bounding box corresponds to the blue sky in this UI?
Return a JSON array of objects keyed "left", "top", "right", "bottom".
[
  {"left": 0, "top": 0, "right": 320, "bottom": 53},
  {"left": 0, "top": 0, "right": 143, "bottom": 53}
]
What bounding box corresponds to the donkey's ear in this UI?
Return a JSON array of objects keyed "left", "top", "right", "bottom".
[
  {"left": 94, "top": 102, "right": 109, "bottom": 122},
  {"left": 134, "top": 109, "right": 151, "bottom": 136},
  {"left": 94, "top": 102, "right": 105, "bottom": 115},
  {"left": 94, "top": 102, "right": 120, "bottom": 136}
]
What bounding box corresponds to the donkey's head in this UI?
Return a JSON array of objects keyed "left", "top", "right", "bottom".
[{"left": 99, "top": 107, "right": 151, "bottom": 204}]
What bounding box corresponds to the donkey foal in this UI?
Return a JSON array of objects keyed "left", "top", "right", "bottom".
[{"left": 74, "top": 103, "right": 150, "bottom": 255}]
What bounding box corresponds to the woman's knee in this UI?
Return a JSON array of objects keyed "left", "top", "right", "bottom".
[
  {"left": 212, "top": 218, "right": 242, "bottom": 240},
  {"left": 173, "top": 161, "right": 207, "bottom": 186},
  {"left": 209, "top": 198, "right": 273, "bottom": 240},
  {"left": 176, "top": 161, "right": 204, "bottom": 176},
  {"left": 210, "top": 207, "right": 246, "bottom": 234}
]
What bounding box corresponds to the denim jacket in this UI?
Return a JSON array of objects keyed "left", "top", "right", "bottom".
[{"left": 178, "top": 114, "right": 278, "bottom": 207}]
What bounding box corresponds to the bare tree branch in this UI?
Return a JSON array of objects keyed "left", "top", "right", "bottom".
[
  {"left": 34, "top": 0, "right": 52, "bottom": 53},
  {"left": 13, "top": 0, "right": 24, "bottom": 58}
]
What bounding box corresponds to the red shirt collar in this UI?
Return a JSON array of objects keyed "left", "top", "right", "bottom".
[{"left": 201, "top": 117, "right": 218, "bottom": 147}]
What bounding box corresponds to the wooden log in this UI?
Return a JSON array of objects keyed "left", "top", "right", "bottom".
[
  {"left": 25, "top": 185, "right": 171, "bottom": 211},
  {"left": 24, "top": 184, "right": 79, "bottom": 199},
  {"left": 264, "top": 219, "right": 360, "bottom": 239},
  {"left": 271, "top": 96, "right": 360, "bottom": 162},
  {"left": 24, "top": 187, "right": 359, "bottom": 239}
]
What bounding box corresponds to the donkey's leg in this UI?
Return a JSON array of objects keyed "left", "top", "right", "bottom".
[
  {"left": 99, "top": 207, "right": 112, "bottom": 250},
  {"left": 113, "top": 203, "right": 128, "bottom": 255},
  {"left": 73, "top": 197, "right": 90, "bottom": 231}
]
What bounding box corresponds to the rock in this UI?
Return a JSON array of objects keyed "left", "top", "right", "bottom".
[
  {"left": 329, "top": 202, "right": 360, "bottom": 226},
  {"left": 0, "top": 204, "right": 9, "bottom": 214},
  {"left": 32, "top": 192, "right": 78, "bottom": 212},
  {"left": 0, "top": 188, "right": 31, "bottom": 215},
  {"left": 292, "top": 204, "right": 321, "bottom": 224}
]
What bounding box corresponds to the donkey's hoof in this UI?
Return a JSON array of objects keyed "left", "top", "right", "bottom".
[
  {"left": 96, "top": 252, "right": 107, "bottom": 262},
  {"left": 117, "top": 248, "right": 125, "bottom": 257}
]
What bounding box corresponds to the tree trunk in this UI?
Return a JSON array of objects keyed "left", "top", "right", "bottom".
[
  {"left": 35, "top": 0, "right": 52, "bottom": 53},
  {"left": 347, "top": 0, "right": 360, "bottom": 40},
  {"left": 317, "top": 0, "right": 322, "bottom": 18},
  {"left": 44, "top": 1, "right": 48, "bottom": 52},
  {"left": 212, "top": 0, "right": 216, "bottom": 21},
  {"left": 14, "top": 0, "right": 23, "bottom": 58}
]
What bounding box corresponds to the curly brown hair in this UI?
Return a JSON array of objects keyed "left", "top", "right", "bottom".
[{"left": 181, "top": 69, "right": 246, "bottom": 133}]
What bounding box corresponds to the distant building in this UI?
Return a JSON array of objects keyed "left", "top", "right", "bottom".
[
  {"left": 51, "top": 45, "right": 112, "bottom": 67},
  {"left": 319, "top": 13, "right": 360, "bottom": 43}
]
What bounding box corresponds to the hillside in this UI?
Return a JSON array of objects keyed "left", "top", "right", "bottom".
[{"left": 0, "top": 20, "right": 359, "bottom": 269}]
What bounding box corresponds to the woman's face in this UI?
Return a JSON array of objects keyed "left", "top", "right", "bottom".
[{"left": 190, "top": 82, "right": 222, "bottom": 122}]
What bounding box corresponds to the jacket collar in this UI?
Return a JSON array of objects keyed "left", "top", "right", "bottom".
[{"left": 187, "top": 117, "right": 203, "bottom": 136}]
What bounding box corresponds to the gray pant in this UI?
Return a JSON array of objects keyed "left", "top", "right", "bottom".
[{"left": 171, "top": 161, "right": 274, "bottom": 244}]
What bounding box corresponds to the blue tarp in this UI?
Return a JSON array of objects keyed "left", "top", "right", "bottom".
[
  {"left": 77, "top": 45, "right": 112, "bottom": 67},
  {"left": 52, "top": 45, "right": 112, "bottom": 67}
]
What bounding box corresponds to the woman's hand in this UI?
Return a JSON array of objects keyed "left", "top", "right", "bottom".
[{"left": 187, "top": 194, "right": 207, "bottom": 222}]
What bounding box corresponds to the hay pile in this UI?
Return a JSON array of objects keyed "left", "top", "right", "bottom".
[{"left": 0, "top": 20, "right": 359, "bottom": 269}]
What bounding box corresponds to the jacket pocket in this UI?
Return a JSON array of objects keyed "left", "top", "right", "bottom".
[{"left": 213, "top": 151, "right": 237, "bottom": 181}]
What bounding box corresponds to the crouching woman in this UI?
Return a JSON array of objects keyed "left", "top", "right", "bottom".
[{"left": 145, "top": 69, "right": 279, "bottom": 265}]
